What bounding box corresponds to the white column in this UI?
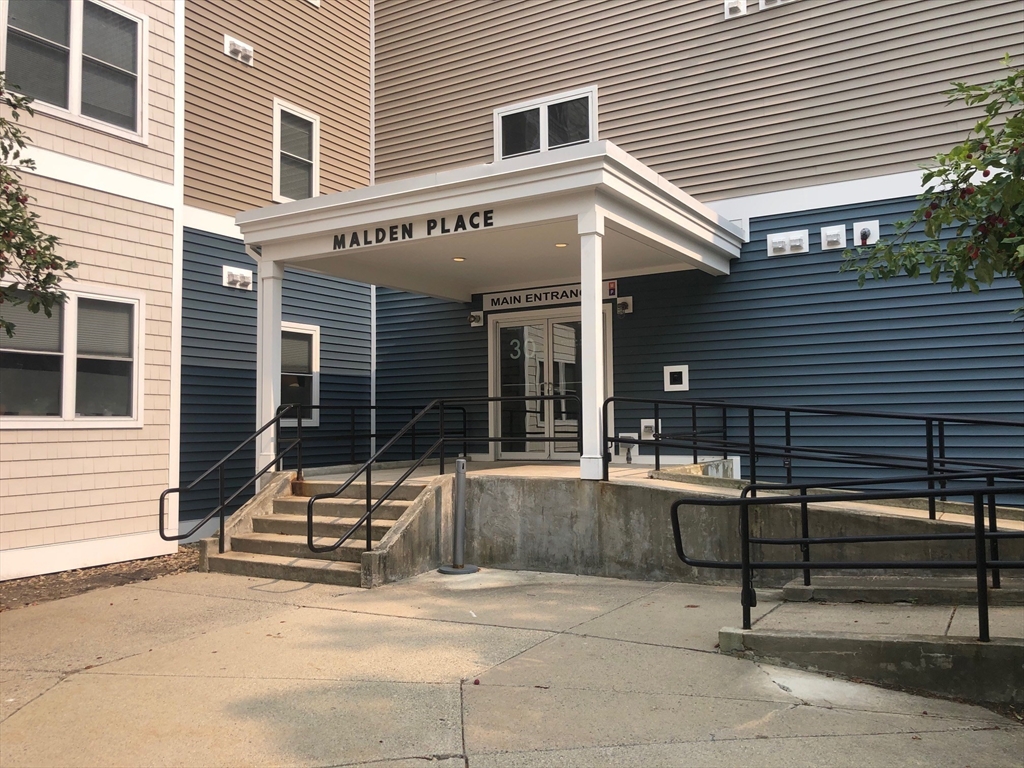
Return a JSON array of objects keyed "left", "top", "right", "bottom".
[
  {"left": 579, "top": 211, "right": 605, "bottom": 480},
  {"left": 255, "top": 259, "right": 284, "bottom": 481}
]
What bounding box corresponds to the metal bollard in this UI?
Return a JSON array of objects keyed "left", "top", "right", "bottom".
[{"left": 439, "top": 458, "right": 479, "bottom": 575}]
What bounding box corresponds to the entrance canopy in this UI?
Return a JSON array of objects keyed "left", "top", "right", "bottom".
[
  {"left": 237, "top": 141, "right": 746, "bottom": 480},
  {"left": 236, "top": 141, "right": 745, "bottom": 302}
]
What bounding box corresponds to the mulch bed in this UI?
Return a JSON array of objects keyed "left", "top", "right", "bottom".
[{"left": 0, "top": 543, "right": 200, "bottom": 612}]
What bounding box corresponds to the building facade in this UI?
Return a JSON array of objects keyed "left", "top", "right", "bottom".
[
  {"left": 0, "top": 0, "right": 185, "bottom": 579},
  {"left": 2, "top": 0, "right": 1022, "bottom": 579}
]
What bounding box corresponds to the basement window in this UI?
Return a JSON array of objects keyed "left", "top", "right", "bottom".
[{"left": 494, "top": 87, "right": 597, "bottom": 161}]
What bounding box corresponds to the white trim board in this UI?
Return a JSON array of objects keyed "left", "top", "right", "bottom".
[
  {"left": 24, "top": 146, "right": 177, "bottom": 209},
  {"left": 183, "top": 206, "right": 243, "bottom": 240},
  {"left": 0, "top": 531, "right": 177, "bottom": 581},
  {"left": 707, "top": 170, "right": 926, "bottom": 223}
]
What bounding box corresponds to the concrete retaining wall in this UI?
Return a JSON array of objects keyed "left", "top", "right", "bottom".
[
  {"left": 361, "top": 475, "right": 454, "bottom": 587},
  {"left": 462, "top": 477, "right": 1024, "bottom": 586}
]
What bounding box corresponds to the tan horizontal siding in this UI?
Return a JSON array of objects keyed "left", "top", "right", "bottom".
[
  {"left": 373, "top": 0, "right": 1024, "bottom": 200},
  {"left": 184, "top": 0, "right": 370, "bottom": 216}
]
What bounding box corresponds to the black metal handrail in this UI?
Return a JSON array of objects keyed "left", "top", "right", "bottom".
[
  {"left": 305, "top": 395, "right": 583, "bottom": 555},
  {"left": 669, "top": 469, "right": 1024, "bottom": 642},
  {"left": 159, "top": 404, "right": 302, "bottom": 553},
  {"left": 603, "top": 396, "right": 1024, "bottom": 518},
  {"left": 275, "top": 403, "right": 470, "bottom": 465}
]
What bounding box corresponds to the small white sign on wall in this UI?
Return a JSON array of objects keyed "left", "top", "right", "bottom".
[{"left": 664, "top": 365, "right": 689, "bottom": 392}]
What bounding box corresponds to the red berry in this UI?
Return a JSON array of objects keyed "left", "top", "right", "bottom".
[
  {"left": 983, "top": 169, "right": 991, "bottom": 177},
  {"left": 966, "top": 153, "right": 973, "bottom": 160},
  {"left": 930, "top": 201, "right": 940, "bottom": 210},
  {"left": 924, "top": 210, "right": 932, "bottom": 219},
  {"left": 965, "top": 186, "right": 975, "bottom": 195}
]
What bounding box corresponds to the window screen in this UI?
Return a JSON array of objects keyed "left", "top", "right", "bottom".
[
  {"left": 281, "top": 331, "right": 314, "bottom": 418},
  {"left": 5, "top": 0, "right": 71, "bottom": 108},
  {"left": 75, "top": 298, "right": 133, "bottom": 417},
  {"left": 81, "top": 1, "right": 138, "bottom": 130},
  {"left": 501, "top": 108, "right": 540, "bottom": 158},
  {"left": 548, "top": 97, "right": 590, "bottom": 148},
  {"left": 0, "top": 292, "right": 63, "bottom": 416},
  {"left": 0, "top": 296, "right": 63, "bottom": 353},
  {"left": 279, "top": 111, "right": 314, "bottom": 200}
]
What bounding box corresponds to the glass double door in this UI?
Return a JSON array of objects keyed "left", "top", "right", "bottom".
[{"left": 497, "top": 314, "right": 583, "bottom": 459}]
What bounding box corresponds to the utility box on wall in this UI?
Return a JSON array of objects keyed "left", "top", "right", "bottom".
[{"left": 664, "top": 365, "right": 689, "bottom": 392}]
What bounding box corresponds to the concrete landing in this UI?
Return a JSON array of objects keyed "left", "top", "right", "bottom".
[{"left": 1, "top": 570, "right": 1022, "bottom": 767}]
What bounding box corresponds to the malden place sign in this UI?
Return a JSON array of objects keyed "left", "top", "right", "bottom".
[{"left": 333, "top": 209, "right": 495, "bottom": 250}]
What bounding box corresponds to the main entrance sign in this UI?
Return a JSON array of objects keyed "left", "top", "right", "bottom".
[
  {"left": 483, "top": 281, "right": 618, "bottom": 311},
  {"left": 332, "top": 209, "right": 495, "bottom": 250}
]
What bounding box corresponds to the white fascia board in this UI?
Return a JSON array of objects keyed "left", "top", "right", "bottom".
[
  {"left": 183, "top": 206, "right": 243, "bottom": 240},
  {"left": 707, "top": 169, "right": 927, "bottom": 222},
  {"left": 23, "top": 146, "right": 177, "bottom": 209},
  {"left": 601, "top": 142, "right": 746, "bottom": 243},
  {"left": 236, "top": 141, "right": 743, "bottom": 269}
]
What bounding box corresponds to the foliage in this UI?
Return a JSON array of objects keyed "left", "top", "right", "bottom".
[
  {"left": 841, "top": 57, "right": 1024, "bottom": 307},
  {"left": 0, "top": 71, "right": 76, "bottom": 337}
]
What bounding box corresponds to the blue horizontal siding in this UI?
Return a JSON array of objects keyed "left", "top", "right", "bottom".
[
  {"left": 612, "top": 196, "right": 1024, "bottom": 485},
  {"left": 181, "top": 228, "right": 372, "bottom": 518},
  {"left": 376, "top": 288, "right": 489, "bottom": 457}
]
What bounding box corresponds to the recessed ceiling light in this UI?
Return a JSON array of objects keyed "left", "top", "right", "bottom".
[
  {"left": 453, "top": 257, "right": 465, "bottom": 262},
  {"left": 555, "top": 243, "right": 568, "bottom": 248}
]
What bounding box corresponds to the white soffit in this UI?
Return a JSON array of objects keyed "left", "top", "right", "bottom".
[{"left": 236, "top": 141, "right": 745, "bottom": 301}]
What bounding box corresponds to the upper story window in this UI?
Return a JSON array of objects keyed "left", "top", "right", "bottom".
[
  {"left": 494, "top": 87, "right": 598, "bottom": 161},
  {"left": 273, "top": 99, "right": 320, "bottom": 202},
  {"left": 0, "top": 287, "right": 144, "bottom": 428},
  {"left": 2, "top": 0, "right": 143, "bottom": 134}
]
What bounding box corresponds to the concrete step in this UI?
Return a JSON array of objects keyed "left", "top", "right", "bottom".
[
  {"left": 273, "top": 496, "right": 410, "bottom": 520},
  {"left": 253, "top": 513, "right": 394, "bottom": 540},
  {"left": 294, "top": 479, "right": 424, "bottom": 502},
  {"left": 206, "top": 550, "right": 362, "bottom": 586},
  {"left": 783, "top": 575, "right": 1024, "bottom": 606},
  {"left": 232, "top": 532, "right": 368, "bottom": 562}
]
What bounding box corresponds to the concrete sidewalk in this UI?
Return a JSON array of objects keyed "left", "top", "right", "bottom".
[{"left": 1, "top": 570, "right": 1021, "bottom": 767}]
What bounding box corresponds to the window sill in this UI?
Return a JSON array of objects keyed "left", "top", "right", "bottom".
[
  {"left": 0, "top": 416, "right": 145, "bottom": 430},
  {"left": 28, "top": 100, "right": 149, "bottom": 147}
]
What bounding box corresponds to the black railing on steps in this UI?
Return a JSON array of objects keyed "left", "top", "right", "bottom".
[
  {"left": 304, "top": 395, "right": 582, "bottom": 554},
  {"left": 158, "top": 403, "right": 468, "bottom": 555},
  {"left": 669, "top": 468, "right": 1024, "bottom": 642},
  {"left": 159, "top": 404, "right": 302, "bottom": 554}
]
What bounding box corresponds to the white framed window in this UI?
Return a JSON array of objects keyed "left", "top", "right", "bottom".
[
  {"left": 280, "top": 321, "right": 319, "bottom": 427},
  {"left": 0, "top": 285, "right": 145, "bottom": 429},
  {"left": 273, "top": 98, "right": 320, "bottom": 203},
  {"left": 0, "top": 0, "right": 147, "bottom": 140},
  {"left": 493, "top": 86, "right": 598, "bottom": 161}
]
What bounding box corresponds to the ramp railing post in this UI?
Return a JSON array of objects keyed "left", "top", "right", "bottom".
[{"left": 439, "top": 458, "right": 479, "bottom": 575}]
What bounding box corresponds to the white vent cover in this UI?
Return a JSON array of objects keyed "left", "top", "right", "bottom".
[
  {"left": 223, "top": 35, "right": 254, "bottom": 66},
  {"left": 724, "top": 0, "right": 747, "bottom": 18},
  {"left": 223, "top": 265, "right": 253, "bottom": 290},
  {"left": 759, "top": 0, "right": 791, "bottom": 8}
]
